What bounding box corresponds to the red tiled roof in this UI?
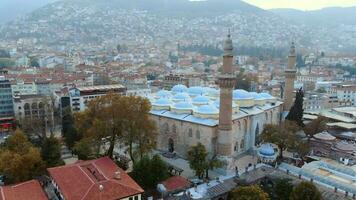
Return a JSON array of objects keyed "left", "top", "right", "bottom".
[
  {"left": 0, "top": 180, "right": 48, "bottom": 200},
  {"left": 161, "top": 176, "right": 192, "bottom": 192},
  {"left": 47, "top": 157, "right": 143, "bottom": 200}
]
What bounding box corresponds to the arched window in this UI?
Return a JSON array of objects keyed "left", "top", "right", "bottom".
[
  {"left": 163, "top": 123, "right": 169, "bottom": 133},
  {"left": 172, "top": 124, "right": 177, "bottom": 134},
  {"left": 237, "top": 121, "right": 241, "bottom": 130},
  {"left": 196, "top": 130, "right": 200, "bottom": 139},
  {"left": 240, "top": 139, "right": 244, "bottom": 150},
  {"left": 188, "top": 128, "right": 193, "bottom": 137},
  {"left": 265, "top": 113, "right": 268, "bottom": 121},
  {"left": 234, "top": 141, "right": 238, "bottom": 152},
  {"left": 243, "top": 119, "right": 248, "bottom": 133},
  {"left": 24, "top": 103, "right": 30, "bottom": 116},
  {"left": 31, "top": 102, "right": 38, "bottom": 110}
]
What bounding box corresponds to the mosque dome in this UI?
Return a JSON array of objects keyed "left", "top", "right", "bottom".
[
  {"left": 258, "top": 144, "right": 275, "bottom": 156},
  {"left": 172, "top": 93, "right": 191, "bottom": 102},
  {"left": 250, "top": 92, "right": 266, "bottom": 106},
  {"left": 156, "top": 90, "right": 171, "bottom": 99},
  {"left": 171, "top": 84, "right": 188, "bottom": 93},
  {"left": 214, "top": 100, "right": 239, "bottom": 114},
  {"left": 192, "top": 95, "right": 210, "bottom": 105},
  {"left": 205, "top": 88, "right": 220, "bottom": 98},
  {"left": 152, "top": 98, "right": 172, "bottom": 110},
  {"left": 171, "top": 102, "right": 194, "bottom": 114},
  {"left": 188, "top": 87, "right": 205, "bottom": 96},
  {"left": 195, "top": 105, "right": 219, "bottom": 115},
  {"left": 233, "top": 90, "right": 253, "bottom": 100}
]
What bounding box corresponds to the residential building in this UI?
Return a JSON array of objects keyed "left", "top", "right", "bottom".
[
  {"left": 47, "top": 157, "right": 144, "bottom": 200},
  {"left": 0, "top": 71, "right": 15, "bottom": 134},
  {"left": 0, "top": 180, "right": 48, "bottom": 200}
]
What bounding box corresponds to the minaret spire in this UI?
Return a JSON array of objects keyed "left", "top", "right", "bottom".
[
  {"left": 283, "top": 42, "right": 297, "bottom": 112},
  {"left": 218, "top": 31, "right": 235, "bottom": 156}
]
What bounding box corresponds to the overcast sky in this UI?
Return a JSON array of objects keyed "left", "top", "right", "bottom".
[{"left": 243, "top": 0, "right": 356, "bottom": 10}]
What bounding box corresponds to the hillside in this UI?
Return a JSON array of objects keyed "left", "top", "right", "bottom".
[{"left": 271, "top": 6, "right": 356, "bottom": 25}]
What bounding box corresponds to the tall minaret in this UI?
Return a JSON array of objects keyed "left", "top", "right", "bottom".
[
  {"left": 218, "top": 32, "right": 235, "bottom": 156},
  {"left": 283, "top": 42, "right": 297, "bottom": 112}
]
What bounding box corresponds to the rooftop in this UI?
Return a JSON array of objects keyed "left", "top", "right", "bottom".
[
  {"left": 47, "top": 157, "right": 143, "bottom": 200},
  {"left": 0, "top": 180, "right": 48, "bottom": 200}
]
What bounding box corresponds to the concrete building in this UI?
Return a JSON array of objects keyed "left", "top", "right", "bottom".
[
  {"left": 0, "top": 71, "right": 14, "bottom": 120},
  {"left": 11, "top": 81, "right": 37, "bottom": 95},
  {"left": 69, "top": 84, "right": 126, "bottom": 112},
  {"left": 332, "top": 84, "right": 356, "bottom": 106}
]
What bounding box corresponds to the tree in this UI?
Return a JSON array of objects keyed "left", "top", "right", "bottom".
[
  {"left": 303, "top": 117, "right": 327, "bottom": 139},
  {"left": 230, "top": 185, "right": 269, "bottom": 200},
  {"left": 274, "top": 178, "right": 294, "bottom": 200},
  {"left": 41, "top": 135, "right": 64, "bottom": 167},
  {"left": 286, "top": 88, "right": 304, "bottom": 127},
  {"left": 30, "top": 57, "right": 40, "bottom": 67},
  {"left": 261, "top": 121, "right": 300, "bottom": 159},
  {"left": 187, "top": 143, "right": 208, "bottom": 179},
  {"left": 0, "top": 130, "right": 45, "bottom": 184},
  {"left": 62, "top": 107, "right": 81, "bottom": 149},
  {"left": 73, "top": 138, "right": 94, "bottom": 160},
  {"left": 290, "top": 182, "right": 322, "bottom": 200},
  {"left": 187, "top": 143, "right": 222, "bottom": 179},
  {"left": 74, "top": 94, "right": 157, "bottom": 161},
  {"left": 131, "top": 155, "right": 169, "bottom": 189},
  {"left": 235, "top": 68, "right": 257, "bottom": 91}
]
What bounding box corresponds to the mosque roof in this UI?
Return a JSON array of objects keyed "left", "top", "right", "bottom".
[
  {"left": 153, "top": 98, "right": 171, "bottom": 106},
  {"left": 192, "top": 95, "right": 210, "bottom": 104},
  {"left": 173, "top": 102, "right": 194, "bottom": 110},
  {"left": 172, "top": 84, "right": 188, "bottom": 93},
  {"left": 173, "top": 93, "right": 191, "bottom": 101},
  {"left": 195, "top": 105, "right": 219, "bottom": 115},
  {"left": 156, "top": 90, "right": 171, "bottom": 98},
  {"left": 258, "top": 144, "right": 275, "bottom": 156},
  {"left": 233, "top": 89, "right": 253, "bottom": 100},
  {"left": 187, "top": 87, "right": 205, "bottom": 96}
]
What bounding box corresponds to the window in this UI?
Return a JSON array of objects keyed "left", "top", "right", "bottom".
[
  {"left": 234, "top": 142, "right": 238, "bottom": 152},
  {"left": 188, "top": 128, "right": 193, "bottom": 137},
  {"left": 196, "top": 130, "right": 200, "bottom": 139},
  {"left": 134, "top": 196, "right": 139, "bottom": 200},
  {"left": 129, "top": 197, "right": 133, "bottom": 200},
  {"left": 172, "top": 124, "right": 177, "bottom": 134},
  {"left": 240, "top": 139, "right": 244, "bottom": 149}
]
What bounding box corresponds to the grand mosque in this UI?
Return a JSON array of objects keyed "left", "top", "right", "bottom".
[{"left": 147, "top": 34, "right": 296, "bottom": 167}]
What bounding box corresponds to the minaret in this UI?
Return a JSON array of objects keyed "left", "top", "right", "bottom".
[
  {"left": 283, "top": 42, "right": 297, "bottom": 112},
  {"left": 218, "top": 32, "right": 235, "bottom": 156}
]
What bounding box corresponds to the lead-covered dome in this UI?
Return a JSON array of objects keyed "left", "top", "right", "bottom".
[
  {"left": 152, "top": 98, "right": 172, "bottom": 110},
  {"left": 171, "top": 84, "right": 188, "bottom": 93},
  {"left": 172, "top": 93, "right": 191, "bottom": 102},
  {"left": 233, "top": 89, "right": 255, "bottom": 107},
  {"left": 187, "top": 87, "right": 205, "bottom": 96},
  {"left": 192, "top": 95, "right": 210, "bottom": 105},
  {"left": 156, "top": 90, "right": 171, "bottom": 99},
  {"left": 171, "top": 102, "right": 194, "bottom": 114},
  {"left": 194, "top": 104, "right": 219, "bottom": 119}
]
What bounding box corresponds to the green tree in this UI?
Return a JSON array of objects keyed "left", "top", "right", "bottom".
[
  {"left": 261, "top": 121, "right": 300, "bottom": 159},
  {"left": 235, "top": 68, "right": 257, "bottom": 91},
  {"left": 290, "top": 181, "right": 322, "bottom": 200},
  {"left": 131, "top": 155, "right": 169, "bottom": 189},
  {"left": 275, "top": 179, "right": 294, "bottom": 200},
  {"left": 0, "top": 130, "right": 45, "bottom": 184},
  {"left": 230, "top": 185, "right": 269, "bottom": 200},
  {"left": 286, "top": 88, "right": 304, "bottom": 127},
  {"left": 41, "top": 135, "right": 64, "bottom": 167},
  {"left": 187, "top": 143, "right": 222, "bottom": 179},
  {"left": 30, "top": 57, "right": 40, "bottom": 67},
  {"left": 73, "top": 138, "right": 94, "bottom": 160},
  {"left": 187, "top": 143, "right": 208, "bottom": 179},
  {"left": 62, "top": 108, "right": 81, "bottom": 149}
]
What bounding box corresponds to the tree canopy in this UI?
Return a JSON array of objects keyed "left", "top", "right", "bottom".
[
  {"left": 261, "top": 121, "right": 306, "bottom": 159},
  {"left": 286, "top": 88, "right": 304, "bottom": 127},
  {"left": 230, "top": 185, "right": 270, "bottom": 200},
  {"left": 303, "top": 116, "right": 327, "bottom": 139},
  {"left": 74, "top": 94, "right": 157, "bottom": 162},
  {"left": 187, "top": 143, "right": 222, "bottom": 179},
  {"left": 131, "top": 155, "right": 169, "bottom": 189},
  {"left": 290, "top": 181, "right": 322, "bottom": 200},
  {"left": 0, "top": 130, "right": 45, "bottom": 184},
  {"left": 41, "top": 135, "right": 64, "bottom": 167}
]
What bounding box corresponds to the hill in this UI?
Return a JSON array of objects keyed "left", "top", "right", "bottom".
[{"left": 271, "top": 6, "right": 356, "bottom": 25}]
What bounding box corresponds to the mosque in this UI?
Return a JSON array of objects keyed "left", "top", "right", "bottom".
[{"left": 147, "top": 34, "right": 296, "bottom": 168}]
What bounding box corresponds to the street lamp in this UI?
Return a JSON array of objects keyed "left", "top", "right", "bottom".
[{"left": 99, "top": 184, "right": 104, "bottom": 200}]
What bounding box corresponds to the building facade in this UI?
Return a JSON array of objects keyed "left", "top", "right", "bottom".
[
  {"left": 148, "top": 35, "right": 283, "bottom": 169},
  {"left": 68, "top": 84, "right": 126, "bottom": 112},
  {"left": 0, "top": 71, "right": 14, "bottom": 119}
]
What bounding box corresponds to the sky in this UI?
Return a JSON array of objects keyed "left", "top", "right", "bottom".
[{"left": 243, "top": 0, "right": 356, "bottom": 10}]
